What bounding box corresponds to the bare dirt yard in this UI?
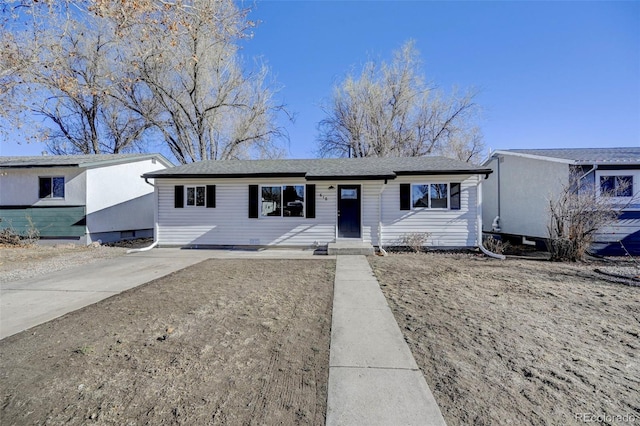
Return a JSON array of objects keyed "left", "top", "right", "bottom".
[
  {"left": 1, "top": 257, "right": 334, "bottom": 425},
  {"left": 370, "top": 253, "right": 639, "bottom": 426}
]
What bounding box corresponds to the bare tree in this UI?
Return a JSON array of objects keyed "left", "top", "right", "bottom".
[
  {"left": 1, "top": 5, "right": 155, "bottom": 153},
  {"left": 318, "top": 40, "right": 484, "bottom": 163},
  {"left": 1, "top": 0, "right": 289, "bottom": 161},
  {"left": 119, "top": 0, "right": 288, "bottom": 163},
  {"left": 547, "top": 170, "right": 634, "bottom": 261}
]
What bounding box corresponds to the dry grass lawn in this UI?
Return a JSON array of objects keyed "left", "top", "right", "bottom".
[
  {"left": 1, "top": 258, "right": 334, "bottom": 425},
  {"left": 370, "top": 253, "right": 639, "bottom": 426}
]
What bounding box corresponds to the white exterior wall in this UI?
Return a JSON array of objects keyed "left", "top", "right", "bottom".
[
  {"left": 155, "top": 175, "right": 480, "bottom": 248},
  {"left": 380, "top": 175, "right": 479, "bottom": 247},
  {"left": 157, "top": 178, "right": 337, "bottom": 246},
  {"left": 482, "top": 155, "right": 569, "bottom": 238},
  {"left": 0, "top": 167, "right": 86, "bottom": 206},
  {"left": 85, "top": 159, "right": 167, "bottom": 238}
]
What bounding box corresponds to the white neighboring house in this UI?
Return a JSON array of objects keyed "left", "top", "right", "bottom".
[
  {"left": 142, "top": 157, "right": 493, "bottom": 251},
  {"left": 0, "top": 154, "right": 172, "bottom": 244},
  {"left": 482, "top": 147, "right": 640, "bottom": 255}
]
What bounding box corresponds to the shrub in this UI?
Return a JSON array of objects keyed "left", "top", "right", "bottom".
[
  {"left": 483, "top": 235, "right": 510, "bottom": 255},
  {"left": 398, "top": 232, "right": 431, "bottom": 253},
  {"left": 547, "top": 171, "right": 633, "bottom": 261}
]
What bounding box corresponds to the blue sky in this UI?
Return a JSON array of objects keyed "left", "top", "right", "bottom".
[{"left": 2, "top": 0, "right": 639, "bottom": 161}]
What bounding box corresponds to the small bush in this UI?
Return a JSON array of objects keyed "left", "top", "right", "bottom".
[
  {"left": 483, "top": 235, "right": 510, "bottom": 255},
  {"left": 0, "top": 227, "right": 22, "bottom": 245},
  {"left": 0, "top": 216, "right": 40, "bottom": 246},
  {"left": 398, "top": 232, "right": 431, "bottom": 253}
]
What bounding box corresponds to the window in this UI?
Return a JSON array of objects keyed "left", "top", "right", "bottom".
[
  {"left": 600, "top": 176, "right": 633, "bottom": 197},
  {"left": 261, "top": 185, "right": 304, "bottom": 217},
  {"left": 39, "top": 177, "right": 65, "bottom": 198},
  {"left": 186, "top": 186, "right": 206, "bottom": 206},
  {"left": 412, "top": 183, "right": 449, "bottom": 209}
]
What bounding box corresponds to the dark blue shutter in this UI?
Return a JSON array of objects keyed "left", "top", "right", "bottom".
[
  {"left": 450, "top": 183, "right": 461, "bottom": 210},
  {"left": 305, "top": 184, "right": 316, "bottom": 218},
  {"left": 206, "top": 185, "right": 216, "bottom": 208},
  {"left": 174, "top": 185, "right": 184, "bottom": 208},
  {"left": 248, "top": 185, "right": 259, "bottom": 218},
  {"left": 400, "top": 184, "right": 411, "bottom": 210}
]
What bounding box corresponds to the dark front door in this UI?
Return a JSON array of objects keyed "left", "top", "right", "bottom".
[{"left": 337, "top": 185, "right": 361, "bottom": 238}]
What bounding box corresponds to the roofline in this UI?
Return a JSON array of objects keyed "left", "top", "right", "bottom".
[
  {"left": 482, "top": 150, "right": 640, "bottom": 167},
  {"left": 482, "top": 150, "right": 574, "bottom": 166},
  {"left": 144, "top": 169, "right": 492, "bottom": 180},
  {"left": 394, "top": 169, "right": 492, "bottom": 176},
  {"left": 0, "top": 154, "right": 173, "bottom": 169},
  {"left": 143, "top": 172, "right": 308, "bottom": 179}
]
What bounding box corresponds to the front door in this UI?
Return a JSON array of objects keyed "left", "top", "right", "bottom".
[{"left": 337, "top": 185, "right": 361, "bottom": 238}]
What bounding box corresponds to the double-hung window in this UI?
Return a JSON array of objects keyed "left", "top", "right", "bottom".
[
  {"left": 39, "top": 177, "right": 65, "bottom": 199},
  {"left": 186, "top": 186, "right": 206, "bottom": 207},
  {"left": 600, "top": 176, "right": 633, "bottom": 197},
  {"left": 261, "top": 185, "right": 304, "bottom": 217}
]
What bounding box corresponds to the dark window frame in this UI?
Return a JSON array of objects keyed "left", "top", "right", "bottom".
[
  {"left": 260, "top": 184, "right": 305, "bottom": 218},
  {"left": 411, "top": 183, "right": 451, "bottom": 210},
  {"left": 39, "top": 176, "right": 65, "bottom": 199},
  {"left": 600, "top": 175, "right": 633, "bottom": 197}
]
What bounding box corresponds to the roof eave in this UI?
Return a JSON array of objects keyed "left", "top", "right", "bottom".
[
  {"left": 394, "top": 169, "right": 493, "bottom": 176},
  {"left": 305, "top": 174, "right": 397, "bottom": 181},
  {"left": 143, "top": 172, "right": 308, "bottom": 179}
]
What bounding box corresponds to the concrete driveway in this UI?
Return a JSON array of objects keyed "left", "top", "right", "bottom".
[{"left": 0, "top": 249, "right": 220, "bottom": 340}]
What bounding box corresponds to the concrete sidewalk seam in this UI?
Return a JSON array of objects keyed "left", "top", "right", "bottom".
[{"left": 329, "top": 365, "right": 421, "bottom": 372}]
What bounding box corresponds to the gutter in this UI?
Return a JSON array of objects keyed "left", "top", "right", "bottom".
[{"left": 477, "top": 175, "right": 506, "bottom": 260}]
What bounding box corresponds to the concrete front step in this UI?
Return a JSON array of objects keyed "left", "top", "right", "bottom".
[{"left": 327, "top": 240, "right": 375, "bottom": 255}]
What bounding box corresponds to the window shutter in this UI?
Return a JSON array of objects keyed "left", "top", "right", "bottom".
[
  {"left": 174, "top": 185, "right": 184, "bottom": 208},
  {"left": 305, "top": 184, "right": 316, "bottom": 218},
  {"left": 451, "top": 183, "right": 461, "bottom": 210},
  {"left": 248, "top": 185, "right": 259, "bottom": 218},
  {"left": 400, "top": 183, "right": 411, "bottom": 210},
  {"left": 206, "top": 185, "right": 216, "bottom": 208}
]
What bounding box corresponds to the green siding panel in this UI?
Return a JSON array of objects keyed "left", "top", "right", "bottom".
[{"left": 0, "top": 206, "right": 86, "bottom": 237}]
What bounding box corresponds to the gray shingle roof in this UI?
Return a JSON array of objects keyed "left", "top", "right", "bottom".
[
  {"left": 0, "top": 153, "right": 173, "bottom": 168},
  {"left": 143, "top": 157, "right": 491, "bottom": 180},
  {"left": 504, "top": 148, "right": 640, "bottom": 164}
]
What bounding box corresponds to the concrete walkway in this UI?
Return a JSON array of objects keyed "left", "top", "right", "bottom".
[
  {"left": 327, "top": 255, "right": 446, "bottom": 426},
  {"left": 0, "top": 248, "right": 321, "bottom": 340}
]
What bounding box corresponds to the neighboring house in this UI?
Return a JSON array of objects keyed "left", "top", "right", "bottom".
[
  {"left": 141, "top": 157, "right": 493, "bottom": 250},
  {"left": 0, "top": 154, "right": 173, "bottom": 244},
  {"left": 482, "top": 147, "right": 640, "bottom": 255}
]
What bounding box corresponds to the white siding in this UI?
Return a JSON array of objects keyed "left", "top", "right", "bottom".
[
  {"left": 157, "top": 178, "right": 337, "bottom": 246},
  {"left": 156, "top": 175, "right": 480, "bottom": 248},
  {"left": 380, "top": 175, "right": 479, "bottom": 247},
  {"left": 0, "top": 167, "right": 86, "bottom": 206}
]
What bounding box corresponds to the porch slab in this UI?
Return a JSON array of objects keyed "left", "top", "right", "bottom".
[{"left": 327, "top": 240, "right": 375, "bottom": 255}]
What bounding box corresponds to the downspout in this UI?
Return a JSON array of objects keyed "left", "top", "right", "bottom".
[
  {"left": 127, "top": 177, "right": 159, "bottom": 254},
  {"left": 377, "top": 179, "right": 388, "bottom": 256},
  {"left": 477, "top": 175, "right": 506, "bottom": 260}
]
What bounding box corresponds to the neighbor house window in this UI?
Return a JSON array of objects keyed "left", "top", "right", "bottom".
[
  {"left": 186, "top": 186, "right": 206, "bottom": 207},
  {"left": 261, "top": 185, "right": 304, "bottom": 217},
  {"left": 600, "top": 176, "right": 633, "bottom": 197},
  {"left": 412, "top": 183, "right": 449, "bottom": 209},
  {"left": 39, "top": 177, "right": 65, "bottom": 198}
]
